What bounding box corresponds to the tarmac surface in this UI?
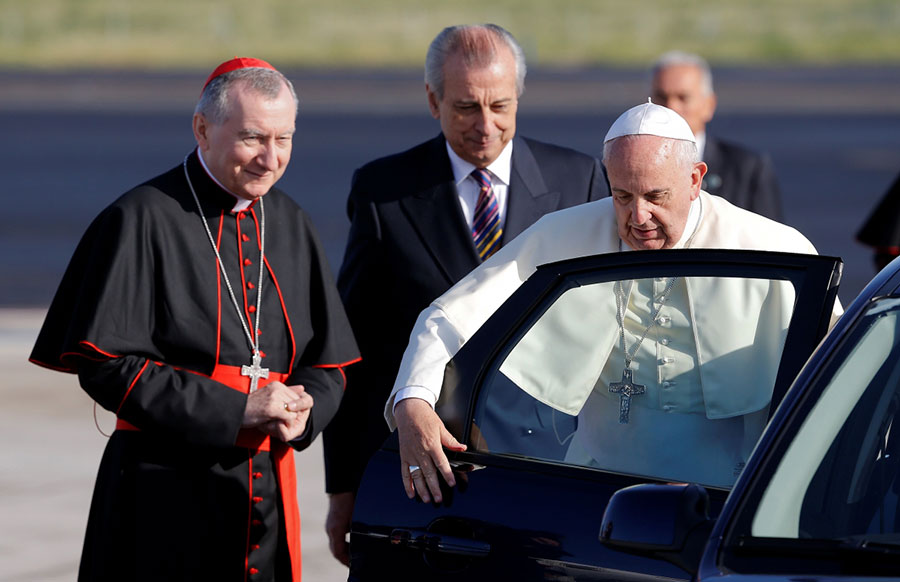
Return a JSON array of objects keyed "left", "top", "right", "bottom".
[{"left": 0, "top": 309, "right": 348, "bottom": 582}]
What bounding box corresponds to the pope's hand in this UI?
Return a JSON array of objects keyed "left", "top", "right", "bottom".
[{"left": 394, "top": 397, "right": 466, "bottom": 503}]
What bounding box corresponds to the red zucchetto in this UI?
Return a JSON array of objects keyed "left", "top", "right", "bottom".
[{"left": 201, "top": 57, "right": 277, "bottom": 93}]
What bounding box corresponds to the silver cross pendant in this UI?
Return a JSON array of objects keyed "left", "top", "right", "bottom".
[
  {"left": 241, "top": 352, "right": 270, "bottom": 393},
  {"left": 609, "top": 368, "right": 646, "bottom": 424}
]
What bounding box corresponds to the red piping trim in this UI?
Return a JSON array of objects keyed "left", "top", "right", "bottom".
[
  {"left": 313, "top": 356, "right": 362, "bottom": 369},
  {"left": 313, "top": 358, "right": 361, "bottom": 391},
  {"left": 79, "top": 341, "right": 120, "bottom": 359},
  {"left": 264, "top": 254, "right": 297, "bottom": 376},
  {"left": 28, "top": 357, "right": 72, "bottom": 372},
  {"left": 215, "top": 209, "right": 225, "bottom": 368},
  {"left": 238, "top": 212, "right": 251, "bottom": 323},
  {"left": 244, "top": 455, "right": 253, "bottom": 582},
  {"left": 116, "top": 359, "right": 150, "bottom": 415}
]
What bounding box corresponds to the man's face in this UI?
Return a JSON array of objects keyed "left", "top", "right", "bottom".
[
  {"left": 606, "top": 135, "right": 706, "bottom": 250},
  {"left": 427, "top": 46, "right": 518, "bottom": 168},
  {"left": 193, "top": 80, "right": 296, "bottom": 201},
  {"left": 651, "top": 65, "right": 716, "bottom": 136}
]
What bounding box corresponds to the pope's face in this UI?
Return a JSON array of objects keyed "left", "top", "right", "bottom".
[
  {"left": 606, "top": 135, "right": 706, "bottom": 250},
  {"left": 651, "top": 64, "right": 716, "bottom": 136},
  {"left": 193, "top": 80, "right": 296, "bottom": 201},
  {"left": 427, "top": 46, "right": 518, "bottom": 168}
]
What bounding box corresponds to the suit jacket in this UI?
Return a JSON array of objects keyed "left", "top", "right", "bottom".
[
  {"left": 323, "top": 133, "right": 608, "bottom": 493},
  {"left": 702, "top": 135, "right": 784, "bottom": 222}
]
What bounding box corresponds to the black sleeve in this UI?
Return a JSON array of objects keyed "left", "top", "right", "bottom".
[
  {"left": 750, "top": 154, "right": 784, "bottom": 223},
  {"left": 287, "top": 366, "right": 345, "bottom": 451},
  {"left": 77, "top": 355, "right": 247, "bottom": 448},
  {"left": 588, "top": 157, "right": 612, "bottom": 201},
  {"left": 323, "top": 175, "right": 388, "bottom": 494}
]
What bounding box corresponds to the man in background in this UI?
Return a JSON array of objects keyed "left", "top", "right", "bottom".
[
  {"left": 857, "top": 170, "right": 900, "bottom": 271},
  {"left": 322, "top": 23, "right": 608, "bottom": 565},
  {"left": 651, "top": 50, "right": 784, "bottom": 222}
]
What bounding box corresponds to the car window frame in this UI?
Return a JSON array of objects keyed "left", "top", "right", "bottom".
[
  {"left": 717, "top": 294, "right": 900, "bottom": 576},
  {"left": 437, "top": 249, "right": 842, "bottom": 473}
]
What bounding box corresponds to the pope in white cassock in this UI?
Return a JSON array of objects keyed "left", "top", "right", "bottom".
[{"left": 386, "top": 101, "right": 843, "bottom": 503}]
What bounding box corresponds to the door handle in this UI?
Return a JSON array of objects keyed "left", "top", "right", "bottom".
[{"left": 390, "top": 528, "right": 490, "bottom": 558}]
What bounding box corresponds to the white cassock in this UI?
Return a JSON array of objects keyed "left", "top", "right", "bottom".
[{"left": 385, "top": 191, "right": 842, "bottom": 487}]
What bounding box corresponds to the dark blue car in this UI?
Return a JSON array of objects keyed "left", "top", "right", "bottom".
[
  {"left": 602, "top": 255, "right": 900, "bottom": 579},
  {"left": 351, "top": 249, "right": 853, "bottom": 581}
]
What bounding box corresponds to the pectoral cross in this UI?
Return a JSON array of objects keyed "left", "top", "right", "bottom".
[
  {"left": 241, "top": 352, "right": 269, "bottom": 393},
  {"left": 609, "top": 368, "right": 645, "bottom": 424}
]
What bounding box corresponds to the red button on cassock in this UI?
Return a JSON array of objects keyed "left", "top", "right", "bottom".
[
  {"left": 253, "top": 496, "right": 263, "bottom": 504},
  {"left": 242, "top": 234, "right": 251, "bottom": 242},
  {"left": 248, "top": 306, "right": 256, "bottom": 313},
  {"left": 249, "top": 567, "right": 259, "bottom": 575},
  {"left": 244, "top": 258, "right": 252, "bottom": 266}
]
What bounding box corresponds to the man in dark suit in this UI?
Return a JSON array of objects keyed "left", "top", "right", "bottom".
[
  {"left": 651, "top": 51, "right": 784, "bottom": 222},
  {"left": 322, "top": 23, "right": 608, "bottom": 565},
  {"left": 857, "top": 170, "right": 900, "bottom": 271}
]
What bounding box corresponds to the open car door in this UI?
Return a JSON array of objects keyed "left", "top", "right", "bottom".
[{"left": 351, "top": 249, "right": 842, "bottom": 582}]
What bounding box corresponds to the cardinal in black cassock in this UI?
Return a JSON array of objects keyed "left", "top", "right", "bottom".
[{"left": 29, "top": 58, "right": 359, "bottom": 582}]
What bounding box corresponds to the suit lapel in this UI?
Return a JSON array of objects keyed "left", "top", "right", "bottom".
[
  {"left": 399, "top": 136, "right": 481, "bottom": 284},
  {"left": 505, "top": 137, "right": 560, "bottom": 241}
]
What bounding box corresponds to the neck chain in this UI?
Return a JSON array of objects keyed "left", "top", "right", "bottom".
[
  {"left": 183, "top": 155, "right": 269, "bottom": 392},
  {"left": 608, "top": 277, "right": 678, "bottom": 423}
]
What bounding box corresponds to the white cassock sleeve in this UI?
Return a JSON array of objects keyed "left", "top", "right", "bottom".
[{"left": 384, "top": 306, "right": 470, "bottom": 430}]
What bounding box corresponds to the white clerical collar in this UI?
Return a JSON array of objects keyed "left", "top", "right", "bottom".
[
  {"left": 695, "top": 131, "right": 706, "bottom": 160},
  {"left": 620, "top": 194, "right": 703, "bottom": 251},
  {"left": 445, "top": 139, "right": 513, "bottom": 187},
  {"left": 196, "top": 148, "right": 253, "bottom": 213}
]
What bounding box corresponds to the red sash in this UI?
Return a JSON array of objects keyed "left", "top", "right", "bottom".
[{"left": 116, "top": 363, "right": 302, "bottom": 581}]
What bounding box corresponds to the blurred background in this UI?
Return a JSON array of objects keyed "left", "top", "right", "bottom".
[{"left": 2, "top": 1, "right": 899, "bottom": 580}]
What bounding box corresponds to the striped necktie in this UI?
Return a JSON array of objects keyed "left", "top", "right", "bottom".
[{"left": 472, "top": 168, "right": 503, "bottom": 261}]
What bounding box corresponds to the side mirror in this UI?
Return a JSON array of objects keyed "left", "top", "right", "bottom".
[{"left": 599, "top": 483, "right": 714, "bottom": 574}]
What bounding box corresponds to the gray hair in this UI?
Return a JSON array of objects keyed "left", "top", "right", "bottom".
[
  {"left": 602, "top": 135, "right": 699, "bottom": 170},
  {"left": 195, "top": 67, "right": 299, "bottom": 125},
  {"left": 652, "top": 50, "right": 714, "bottom": 95},
  {"left": 424, "top": 24, "right": 527, "bottom": 99}
]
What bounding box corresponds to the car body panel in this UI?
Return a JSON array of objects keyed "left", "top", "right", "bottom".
[{"left": 351, "top": 249, "right": 843, "bottom": 582}]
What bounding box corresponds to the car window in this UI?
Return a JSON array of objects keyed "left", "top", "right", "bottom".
[
  {"left": 748, "top": 296, "right": 900, "bottom": 543},
  {"left": 469, "top": 274, "right": 798, "bottom": 489}
]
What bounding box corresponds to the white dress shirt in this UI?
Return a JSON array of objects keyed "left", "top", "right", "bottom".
[{"left": 445, "top": 140, "right": 513, "bottom": 232}]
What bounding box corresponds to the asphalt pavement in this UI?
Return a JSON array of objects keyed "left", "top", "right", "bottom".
[{"left": 0, "top": 309, "right": 348, "bottom": 582}]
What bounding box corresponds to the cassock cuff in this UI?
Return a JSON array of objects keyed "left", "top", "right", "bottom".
[{"left": 392, "top": 386, "right": 437, "bottom": 414}]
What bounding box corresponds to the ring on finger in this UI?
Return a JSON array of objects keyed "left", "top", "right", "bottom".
[
  {"left": 284, "top": 402, "right": 291, "bottom": 412},
  {"left": 409, "top": 465, "right": 421, "bottom": 474}
]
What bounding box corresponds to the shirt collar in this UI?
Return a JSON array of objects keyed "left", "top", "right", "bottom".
[
  {"left": 445, "top": 139, "right": 514, "bottom": 186},
  {"left": 196, "top": 148, "right": 253, "bottom": 213}
]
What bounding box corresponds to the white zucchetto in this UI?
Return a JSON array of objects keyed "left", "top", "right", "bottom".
[{"left": 604, "top": 98, "right": 696, "bottom": 144}]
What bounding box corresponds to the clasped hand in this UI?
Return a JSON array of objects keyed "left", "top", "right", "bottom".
[
  {"left": 242, "top": 381, "right": 313, "bottom": 442},
  {"left": 394, "top": 398, "right": 466, "bottom": 504}
]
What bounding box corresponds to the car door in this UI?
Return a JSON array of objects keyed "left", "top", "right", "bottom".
[{"left": 350, "top": 249, "right": 842, "bottom": 582}]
